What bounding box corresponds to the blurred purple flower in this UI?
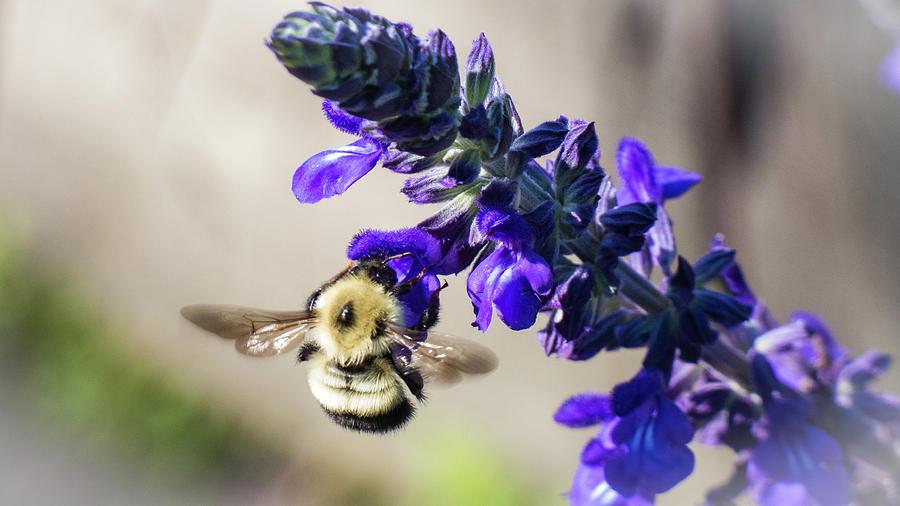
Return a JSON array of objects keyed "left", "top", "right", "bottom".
[
  {"left": 879, "top": 44, "right": 900, "bottom": 94},
  {"left": 747, "top": 401, "right": 850, "bottom": 506}
]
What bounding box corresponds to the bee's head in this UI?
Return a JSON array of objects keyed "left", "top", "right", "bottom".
[{"left": 351, "top": 258, "right": 400, "bottom": 290}]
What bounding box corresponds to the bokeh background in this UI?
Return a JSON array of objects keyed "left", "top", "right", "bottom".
[{"left": 2, "top": 0, "right": 899, "bottom": 504}]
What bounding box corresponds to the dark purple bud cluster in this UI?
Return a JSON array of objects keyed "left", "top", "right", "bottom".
[{"left": 268, "top": 3, "right": 460, "bottom": 155}]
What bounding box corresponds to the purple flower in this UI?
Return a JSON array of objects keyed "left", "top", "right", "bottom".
[
  {"left": 615, "top": 138, "right": 701, "bottom": 275},
  {"left": 556, "top": 372, "right": 696, "bottom": 501},
  {"left": 346, "top": 227, "right": 442, "bottom": 326},
  {"left": 879, "top": 44, "right": 900, "bottom": 94},
  {"left": 292, "top": 137, "right": 386, "bottom": 204},
  {"left": 604, "top": 394, "right": 694, "bottom": 497},
  {"left": 466, "top": 181, "right": 553, "bottom": 330},
  {"left": 467, "top": 246, "right": 553, "bottom": 331},
  {"left": 747, "top": 401, "right": 850, "bottom": 506}
]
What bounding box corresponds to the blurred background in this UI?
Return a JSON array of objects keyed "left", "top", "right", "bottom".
[{"left": 2, "top": 0, "right": 899, "bottom": 504}]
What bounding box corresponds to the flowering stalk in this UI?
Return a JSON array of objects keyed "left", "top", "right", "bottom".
[{"left": 267, "top": 4, "right": 900, "bottom": 504}]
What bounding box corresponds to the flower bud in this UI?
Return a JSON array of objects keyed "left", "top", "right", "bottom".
[{"left": 465, "top": 33, "right": 495, "bottom": 106}]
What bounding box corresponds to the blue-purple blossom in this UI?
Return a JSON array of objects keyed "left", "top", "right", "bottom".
[
  {"left": 747, "top": 400, "right": 850, "bottom": 506},
  {"left": 466, "top": 181, "right": 554, "bottom": 331},
  {"left": 346, "top": 227, "right": 441, "bottom": 326},
  {"left": 555, "top": 373, "right": 696, "bottom": 501},
  {"left": 467, "top": 246, "right": 553, "bottom": 331}
]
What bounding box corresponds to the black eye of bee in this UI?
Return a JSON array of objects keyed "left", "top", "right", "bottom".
[{"left": 336, "top": 302, "right": 355, "bottom": 328}]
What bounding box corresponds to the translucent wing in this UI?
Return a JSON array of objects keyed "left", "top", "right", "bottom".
[
  {"left": 384, "top": 323, "right": 498, "bottom": 385},
  {"left": 180, "top": 304, "right": 316, "bottom": 357}
]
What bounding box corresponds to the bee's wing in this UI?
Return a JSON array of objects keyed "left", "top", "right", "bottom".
[
  {"left": 384, "top": 323, "right": 498, "bottom": 385},
  {"left": 181, "top": 304, "right": 316, "bottom": 357}
]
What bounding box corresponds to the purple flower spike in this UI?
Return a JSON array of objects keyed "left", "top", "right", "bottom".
[
  {"left": 292, "top": 137, "right": 386, "bottom": 204},
  {"left": 879, "top": 44, "right": 900, "bottom": 94},
  {"left": 467, "top": 246, "right": 553, "bottom": 331}
]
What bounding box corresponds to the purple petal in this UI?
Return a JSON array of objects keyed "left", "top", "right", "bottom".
[
  {"left": 879, "top": 44, "right": 900, "bottom": 94},
  {"left": 417, "top": 196, "right": 482, "bottom": 275},
  {"left": 492, "top": 251, "right": 553, "bottom": 330},
  {"left": 851, "top": 391, "right": 900, "bottom": 422},
  {"left": 467, "top": 247, "right": 553, "bottom": 331},
  {"left": 466, "top": 248, "right": 510, "bottom": 331},
  {"left": 476, "top": 206, "right": 535, "bottom": 249},
  {"left": 581, "top": 438, "right": 626, "bottom": 466},
  {"left": 493, "top": 271, "right": 545, "bottom": 330},
  {"left": 755, "top": 482, "right": 811, "bottom": 506},
  {"left": 789, "top": 311, "right": 849, "bottom": 367},
  {"left": 346, "top": 227, "right": 442, "bottom": 266},
  {"left": 510, "top": 249, "right": 554, "bottom": 296},
  {"left": 753, "top": 320, "right": 808, "bottom": 353},
  {"left": 656, "top": 165, "right": 702, "bottom": 200},
  {"left": 616, "top": 137, "right": 660, "bottom": 205},
  {"left": 569, "top": 464, "right": 655, "bottom": 506},
  {"left": 749, "top": 417, "right": 850, "bottom": 506},
  {"left": 396, "top": 272, "right": 440, "bottom": 326},
  {"left": 611, "top": 369, "right": 663, "bottom": 417},
  {"left": 292, "top": 137, "right": 384, "bottom": 204},
  {"left": 554, "top": 393, "right": 613, "bottom": 427},
  {"left": 654, "top": 396, "right": 695, "bottom": 446},
  {"left": 606, "top": 398, "right": 695, "bottom": 496},
  {"left": 708, "top": 234, "right": 758, "bottom": 307}
]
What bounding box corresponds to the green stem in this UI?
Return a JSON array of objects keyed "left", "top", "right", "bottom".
[{"left": 614, "top": 262, "right": 670, "bottom": 313}]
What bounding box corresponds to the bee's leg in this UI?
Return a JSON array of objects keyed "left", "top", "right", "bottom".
[
  {"left": 413, "top": 281, "right": 448, "bottom": 331},
  {"left": 389, "top": 267, "right": 429, "bottom": 296},
  {"left": 389, "top": 344, "right": 425, "bottom": 401},
  {"left": 297, "top": 341, "right": 320, "bottom": 362}
]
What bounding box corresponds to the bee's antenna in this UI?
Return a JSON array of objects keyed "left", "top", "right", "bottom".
[
  {"left": 390, "top": 266, "right": 430, "bottom": 295},
  {"left": 380, "top": 252, "right": 415, "bottom": 263}
]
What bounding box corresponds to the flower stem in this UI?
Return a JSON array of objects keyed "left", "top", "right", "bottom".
[{"left": 614, "top": 262, "right": 670, "bottom": 313}]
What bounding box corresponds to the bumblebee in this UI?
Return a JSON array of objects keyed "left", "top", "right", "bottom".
[{"left": 181, "top": 258, "right": 497, "bottom": 433}]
